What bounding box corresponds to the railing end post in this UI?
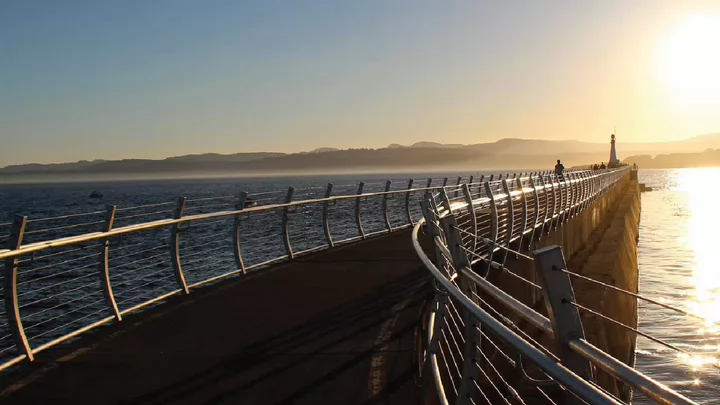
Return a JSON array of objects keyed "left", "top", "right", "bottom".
[{"left": 533, "top": 245, "right": 594, "bottom": 384}]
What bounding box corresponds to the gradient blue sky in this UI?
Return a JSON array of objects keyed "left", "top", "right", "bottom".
[{"left": 2, "top": 0, "right": 720, "bottom": 165}]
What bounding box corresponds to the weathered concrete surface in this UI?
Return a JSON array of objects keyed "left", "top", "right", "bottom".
[
  {"left": 569, "top": 175, "right": 640, "bottom": 400},
  {"left": 0, "top": 230, "right": 431, "bottom": 405},
  {"left": 483, "top": 173, "right": 640, "bottom": 402}
]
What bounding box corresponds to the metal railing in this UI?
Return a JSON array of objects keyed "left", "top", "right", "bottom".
[
  {"left": 412, "top": 167, "right": 701, "bottom": 404},
  {"left": 0, "top": 171, "right": 565, "bottom": 373}
]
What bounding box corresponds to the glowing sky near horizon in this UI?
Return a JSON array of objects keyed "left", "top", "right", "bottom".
[{"left": 2, "top": 0, "right": 720, "bottom": 165}]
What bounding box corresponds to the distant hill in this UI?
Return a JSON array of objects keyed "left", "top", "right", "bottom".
[
  {"left": 304, "top": 148, "right": 339, "bottom": 153},
  {"left": 163, "top": 152, "right": 285, "bottom": 163},
  {"left": 3, "top": 136, "right": 720, "bottom": 180},
  {"left": 1, "top": 153, "right": 284, "bottom": 175},
  {"left": 387, "top": 141, "right": 466, "bottom": 149},
  {"left": 390, "top": 134, "right": 720, "bottom": 156},
  {"left": 623, "top": 149, "right": 720, "bottom": 168}
]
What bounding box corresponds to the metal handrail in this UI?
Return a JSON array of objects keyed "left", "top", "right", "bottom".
[
  {"left": 0, "top": 170, "right": 597, "bottom": 261},
  {"left": 413, "top": 167, "right": 698, "bottom": 404},
  {"left": 412, "top": 221, "right": 621, "bottom": 405},
  {"left": 0, "top": 170, "right": 569, "bottom": 373}
]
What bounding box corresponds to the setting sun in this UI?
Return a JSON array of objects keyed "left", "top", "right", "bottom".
[{"left": 658, "top": 13, "right": 720, "bottom": 111}]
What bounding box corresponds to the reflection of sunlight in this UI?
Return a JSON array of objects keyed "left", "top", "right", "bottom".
[
  {"left": 675, "top": 169, "right": 720, "bottom": 368},
  {"left": 677, "top": 352, "right": 718, "bottom": 367}
]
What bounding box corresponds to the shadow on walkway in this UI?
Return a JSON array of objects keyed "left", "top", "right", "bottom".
[{"left": 2, "top": 230, "right": 431, "bottom": 405}]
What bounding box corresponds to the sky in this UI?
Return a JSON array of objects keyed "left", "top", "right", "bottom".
[{"left": 2, "top": 0, "right": 720, "bottom": 165}]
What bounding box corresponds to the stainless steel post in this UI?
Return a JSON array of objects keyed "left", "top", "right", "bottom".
[
  {"left": 534, "top": 245, "right": 595, "bottom": 391},
  {"left": 170, "top": 197, "right": 189, "bottom": 295},
  {"left": 405, "top": 179, "right": 415, "bottom": 225},
  {"left": 439, "top": 215, "right": 481, "bottom": 405},
  {"left": 282, "top": 187, "right": 294, "bottom": 258},
  {"left": 233, "top": 191, "right": 248, "bottom": 274},
  {"left": 322, "top": 183, "right": 334, "bottom": 247},
  {"left": 355, "top": 182, "right": 366, "bottom": 239},
  {"left": 3, "top": 215, "right": 33, "bottom": 361},
  {"left": 98, "top": 205, "right": 121, "bottom": 321},
  {"left": 382, "top": 180, "right": 392, "bottom": 232}
]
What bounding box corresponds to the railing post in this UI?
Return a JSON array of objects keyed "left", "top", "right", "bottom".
[
  {"left": 571, "top": 172, "right": 579, "bottom": 217},
  {"left": 560, "top": 174, "right": 568, "bottom": 225},
  {"left": 442, "top": 177, "right": 449, "bottom": 187},
  {"left": 455, "top": 176, "right": 462, "bottom": 198},
  {"left": 528, "top": 175, "right": 541, "bottom": 249},
  {"left": 282, "top": 187, "right": 294, "bottom": 259},
  {"left": 550, "top": 175, "right": 559, "bottom": 233},
  {"left": 592, "top": 170, "right": 599, "bottom": 198},
  {"left": 438, "top": 188, "right": 452, "bottom": 213},
  {"left": 405, "top": 179, "right": 415, "bottom": 225},
  {"left": 515, "top": 177, "right": 528, "bottom": 254},
  {"left": 567, "top": 172, "right": 576, "bottom": 218},
  {"left": 355, "top": 182, "right": 366, "bottom": 239},
  {"left": 322, "top": 183, "right": 334, "bottom": 247},
  {"left": 579, "top": 172, "right": 588, "bottom": 212},
  {"left": 420, "top": 199, "right": 449, "bottom": 273},
  {"left": 500, "top": 179, "right": 515, "bottom": 266},
  {"left": 483, "top": 182, "right": 498, "bottom": 261},
  {"left": 584, "top": 172, "right": 591, "bottom": 210},
  {"left": 587, "top": 172, "right": 595, "bottom": 208},
  {"left": 540, "top": 175, "right": 551, "bottom": 238},
  {"left": 170, "top": 197, "right": 189, "bottom": 295},
  {"left": 382, "top": 180, "right": 393, "bottom": 232},
  {"left": 439, "top": 215, "right": 481, "bottom": 405},
  {"left": 3, "top": 215, "right": 33, "bottom": 361},
  {"left": 98, "top": 205, "right": 121, "bottom": 322},
  {"left": 461, "top": 184, "right": 477, "bottom": 252},
  {"left": 233, "top": 191, "right": 248, "bottom": 274},
  {"left": 534, "top": 245, "right": 595, "bottom": 391},
  {"left": 578, "top": 172, "right": 585, "bottom": 211},
  {"left": 423, "top": 178, "right": 433, "bottom": 200}
]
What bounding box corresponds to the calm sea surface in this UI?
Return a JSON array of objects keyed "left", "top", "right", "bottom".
[{"left": 1, "top": 169, "right": 718, "bottom": 403}]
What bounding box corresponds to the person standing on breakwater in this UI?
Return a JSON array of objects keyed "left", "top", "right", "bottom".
[
  {"left": 600, "top": 162, "right": 606, "bottom": 169},
  {"left": 554, "top": 159, "right": 565, "bottom": 179}
]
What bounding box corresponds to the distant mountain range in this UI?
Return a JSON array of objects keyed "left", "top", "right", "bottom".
[
  {"left": 3, "top": 135, "right": 720, "bottom": 180},
  {"left": 385, "top": 134, "right": 720, "bottom": 155}
]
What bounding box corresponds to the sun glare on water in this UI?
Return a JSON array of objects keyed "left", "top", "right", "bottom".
[
  {"left": 658, "top": 13, "right": 720, "bottom": 112},
  {"left": 674, "top": 169, "right": 720, "bottom": 370}
]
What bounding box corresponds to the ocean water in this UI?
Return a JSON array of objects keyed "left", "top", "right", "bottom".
[
  {"left": 635, "top": 169, "right": 720, "bottom": 404},
  {"left": 1, "top": 169, "right": 717, "bottom": 403}
]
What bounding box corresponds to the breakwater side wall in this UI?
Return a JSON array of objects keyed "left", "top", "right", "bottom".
[{"left": 485, "top": 171, "right": 640, "bottom": 401}]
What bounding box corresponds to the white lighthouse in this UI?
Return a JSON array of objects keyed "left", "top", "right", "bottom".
[{"left": 609, "top": 134, "right": 620, "bottom": 166}]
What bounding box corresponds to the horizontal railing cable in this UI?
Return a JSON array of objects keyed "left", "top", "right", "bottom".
[
  {"left": 564, "top": 299, "right": 714, "bottom": 367},
  {"left": 555, "top": 266, "right": 714, "bottom": 326}
]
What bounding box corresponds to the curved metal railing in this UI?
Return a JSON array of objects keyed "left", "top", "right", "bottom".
[
  {"left": 412, "top": 167, "right": 702, "bottom": 404},
  {"left": 0, "top": 170, "right": 567, "bottom": 373}
]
